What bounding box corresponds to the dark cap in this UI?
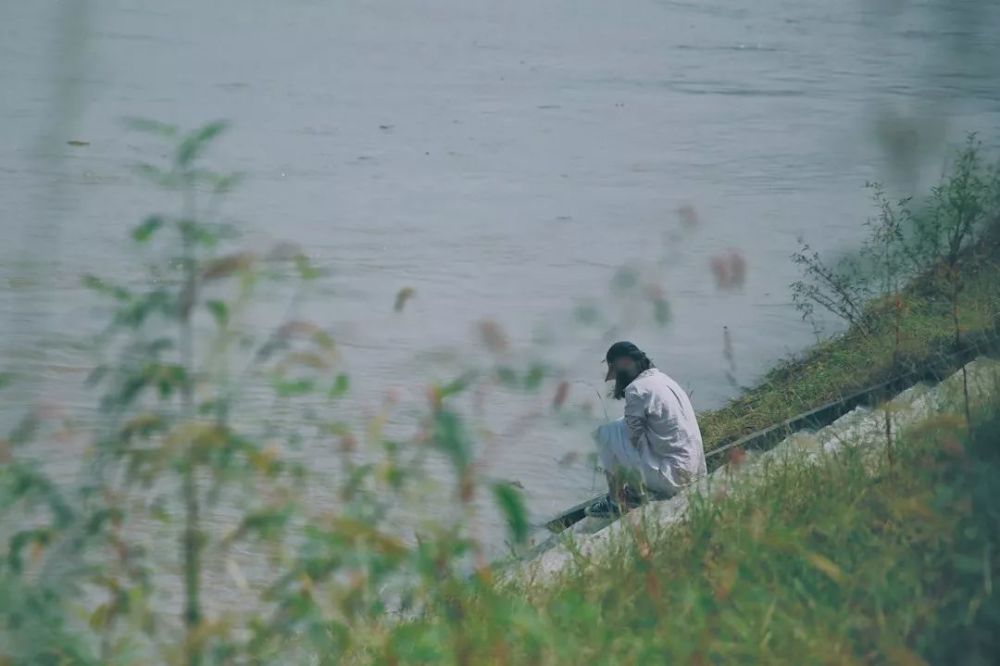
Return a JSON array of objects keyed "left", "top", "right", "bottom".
[
  {"left": 604, "top": 341, "right": 644, "bottom": 380},
  {"left": 605, "top": 341, "right": 642, "bottom": 364}
]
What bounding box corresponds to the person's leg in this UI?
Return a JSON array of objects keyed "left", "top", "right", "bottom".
[
  {"left": 594, "top": 421, "right": 679, "bottom": 508},
  {"left": 594, "top": 420, "right": 646, "bottom": 509},
  {"left": 596, "top": 453, "right": 627, "bottom": 506}
]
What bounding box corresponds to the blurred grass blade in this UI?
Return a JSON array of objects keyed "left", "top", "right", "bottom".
[
  {"left": 492, "top": 482, "right": 529, "bottom": 545},
  {"left": 176, "top": 120, "right": 229, "bottom": 166}
]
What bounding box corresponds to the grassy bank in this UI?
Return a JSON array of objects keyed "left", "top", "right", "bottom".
[
  {"left": 700, "top": 244, "right": 1000, "bottom": 451},
  {"left": 376, "top": 399, "right": 1000, "bottom": 664},
  {"left": 699, "top": 163, "right": 1000, "bottom": 454}
]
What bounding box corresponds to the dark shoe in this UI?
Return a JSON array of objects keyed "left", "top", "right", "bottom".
[{"left": 584, "top": 496, "right": 622, "bottom": 519}]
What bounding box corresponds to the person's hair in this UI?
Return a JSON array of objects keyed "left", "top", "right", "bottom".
[{"left": 612, "top": 353, "right": 654, "bottom": 400}]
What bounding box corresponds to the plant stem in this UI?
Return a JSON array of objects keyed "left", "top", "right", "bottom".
[
  {"left": 180, "top": 189, "right": 203, "bottom": 666},
  {"left": 951, "top": 273, "right": 973, "bottom": 431},
  {"left": 182, "top": 466, "right": 202, "bottom": 663},
  {"left": 884, "top": 407, "right": 893, "bottom": 465}
]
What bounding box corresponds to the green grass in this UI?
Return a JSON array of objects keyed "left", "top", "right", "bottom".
[
  {"left": 370, "top": 402, "right": 1000, "bottom": 665},
  {"left": 699, "top": 236, "right": 1000, "bottom": 453}
]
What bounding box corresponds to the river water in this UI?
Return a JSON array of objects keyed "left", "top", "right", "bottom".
[{"left": 2, "top": 0, "right": 1000, "bottom": 556}]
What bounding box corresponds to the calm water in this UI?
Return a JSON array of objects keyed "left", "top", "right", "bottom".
[{"left": 2, "top": 0, "right": 1000, "bottom": 554}]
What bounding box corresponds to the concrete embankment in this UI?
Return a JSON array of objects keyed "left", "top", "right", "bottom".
[{"left": 502, "top": 356, "right": 1000, "bottom": 586}]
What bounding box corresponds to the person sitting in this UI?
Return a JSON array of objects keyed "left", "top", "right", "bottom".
[{"left": 587, "top": 341, "right": 707, "bottom": 517}]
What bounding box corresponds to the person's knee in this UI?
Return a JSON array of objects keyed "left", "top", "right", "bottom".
[{"left": 596, "top": 447, "right": 615, "bottom": 472}]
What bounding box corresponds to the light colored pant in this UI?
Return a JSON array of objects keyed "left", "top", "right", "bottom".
[{"left": 593, "top": 418, "right": 677, "bottom": 497}]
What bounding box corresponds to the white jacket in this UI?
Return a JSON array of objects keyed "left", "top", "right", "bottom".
[{"left": 623, "top": 368, "right": 707, "bottom": 493}]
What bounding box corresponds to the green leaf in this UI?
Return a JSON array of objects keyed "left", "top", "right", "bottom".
[
  {"left": 496, "top": 366, "right": 518, "bottom": 387},
  {"left": 294, "top": 255, "right": 323, "bottom": 280},
  {"left": 611, "top": 267, "right": 639, "bottom": 293},
  {"left": 178, "top": 220, "right": 227, "bottom": 248},
  {"left": 115, "top": 289, "right": 173, "bottom": 328},
  {"left": 148, "top": 363, "right": 188, "bottom": 400},
  {"left": 523, "top": 363, "right": 546, "bottom": 391},
  {"left": 233, "top": 507, "right": 293, "bottom": 542},
  {"left": 320, "top": 420, "right": 351, "bottom": 437},
  {"left": 432, "top": 409, "right": 471, "bottom": 471},
  {"left": 9, "top": 528, "right": 54, "bottom": 573},
  {"left": 201, "top": 253, "right": 255, "bottom": 281},
  {"left": 198, "top": 399, "right": 221, "bottom": 416},
  {"left": 132, "top": 215, "right": 164, "bottom": 243},
  {"left": 573, "top": 302, "right": 602, "bottom": 325},
  {"left": 206, "top": 300, "right": 229, "bottom": 327},
  {"left": 211, "top": 171, "right": 244, "bottom": 194},
  {"left": 440, "top": 371, "right": 477, "bottom": 398},
  {"left": 274, "top": 378, "right": 316, "bottom": 398},
  {"left": 492, "top": 482, "right": 529, "bottom": 545},
  {"left": 329, "top": 373, "right": 350, "bottom": 398},
  {"left": 0, "top": 372, "right": 13, "bottom": 391},
  {"left": 176, "top": 120, "right": 229, "bottom": 167},
  {"left": 82, "top": 274, "right": 131, "bottom": 302},
  {"left": 312, "top": 329, "right": 336, "bottom": 352},
  {"left": 89, "top": 604, "right": 111, "bottom": 631},
  {"left": 85, "top": 507, "right": 124, "bottom": 535},
  {"left": 145, "top": 337, "right": 174, "bottom": 356},
  {"left": 135, "top": 163, "right": 181, "bottom": 188},
  {"left": 123, "top": 116, "right": 179, "bottom": 137}
]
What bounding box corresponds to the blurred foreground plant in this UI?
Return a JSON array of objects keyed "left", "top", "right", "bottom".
[
  {"left": 5, "top": 118, "right": 648, "bottom": 664},
  {"left": 3, "top": 119, "right": 998, "bottom": 665}
]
